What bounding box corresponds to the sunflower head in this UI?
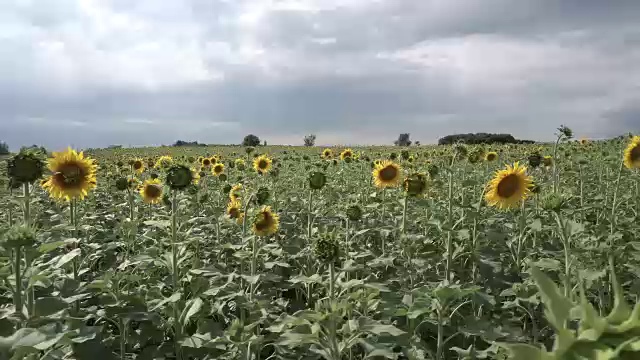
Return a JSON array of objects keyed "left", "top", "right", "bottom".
[
  {"left": 212, "top": 163, "right": 225, "bottom": 176},
  {"left": 309, "top": 171, "right": 327, "bottom": 190},
  {"left": 624, "top": 136, "right": 640, "bottom": 169},
  {"left": 528, "top": 153, "right": 542, "bottom": 168},
  {"left": 132, "top": 158, "right": 145, "bottom": 173},
  {"left": 542, "top": 156, "right": 553, "bottom": 167},
  {"left": 340, "top": 149, "right": 353, "bottom": 161},
  {"left": 322, "top": 148, "right": 333, "bottom": 159},
  {"left": 252, "top": 206, "right": 279, "bottom": 237},
  {"left": 580, "top": 138, "right": 589, "bottom": 145},
  {"left": 3, "top": 225, "right": 36, "bottom": 249},
  {"left": 229, "top": 183, "right": 243, "bottom": 201},
  {"left": 41, "top": 147, "right": 97, "bottom": 201},
  {"left": 140, "top": 178, "right": 163, "bottom": 204},
  {"left": 115, "top": 177, "right": 129, "bottom": 191},
  {"left": 202, "top": 158, "right": 211, "bottom": 167},
  {"left": 7, "top": 149, "right": 45, "bottom": 185},
  {"left": 165, "top": 165, "right": 194, "bottom": 190},
  {"left": 227, "top": 199, "right": 243, "bottom": 223},
  {"left": 253, "top": 155, "right": 272, "bottom": 174},
  {"left": 372, "top": 160, "right": 402, "bottom": 188},
  {"left": 485, "top": 162, "right": 533, "bottom": 210},
  {"left": 484, "top": 151, "right": 498, "bottom": 162},
  {"left": 155, "top": 155, "right": 173, "bottom": 170},
  {"left": 404, "top": 173, "right": 427, "bottom": 197}
]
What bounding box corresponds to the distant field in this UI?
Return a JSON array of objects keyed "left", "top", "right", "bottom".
[{"left": 2, "top": 137, "right": 639, "bottom": 359}]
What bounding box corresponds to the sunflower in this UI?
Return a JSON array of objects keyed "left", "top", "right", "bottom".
[
  {"left": 212, "top": 163, "right": 225, "bottom": 176},
  {"left": 140, "top": 178, "right": 163, "bottom": 204},
  {"left": 542, "top": 155, "right": 553, "bottom": 167},
  {"left": 155, "top": 155, "right": 173, "bottom": 170},
  {"left": 322, "top": 148, "right": 333, "bottom": 159},
  {"left": 340, "top": 148, "right": 353, "bottom": 161},
  {"left": 226, "top": 200, "right": 244, "bottom": 224},
  {"left": 202, "top": 157, "right": 211, "bottom": 167},
  {"left": 484, "top": 151, "right": 498, "bottom": 162},
  {"left": 624, "top": 136, "right": 640, "bottom": 169},
  {"left": 253, "top": 155, "right": 272, "bottom": 174},
  {"left": 41, "top": 147, "right": 97, "bottom": 201},
  {"left": 252, "top": 206, "right": 279, "bottom": 236},
  {"left": 580, "top": 138, "right": 589, "bottom": 145},
  {"left": 230, "top": 183, "right": 243, "bottom": 201},
  {"left": 372, "top": 160, "right": 402, "bottom": 188},
  {"left": 132, "top": 158, "right": 145, "bottom": 174},
  {"left": 485, "top": 162, "right": 533, "bottom": 210},
  {"left": 235, "top": 158, "right": 245, "bottom": 166}
]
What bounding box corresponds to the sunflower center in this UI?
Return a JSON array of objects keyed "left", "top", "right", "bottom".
[
  {"left": 487, "top": 154, "right": 496, "bottom": 161},
  {"left": 379, "top": 166, "right": 398, "bottom": 182},
  {"left": 254, "top": 213, "right": 271, "bottom": 231},
  {"left": 203, "top": 159, "right": 210, "bottom": 166},
  {"left": 215, "top": 165, "right": 223, "bottom": 173},
  {"left": 258, "top": 160, "right": 268, "bottom": 169},
  {"left": 631, "top": 145, "right": 640, "bottom": 163},
  {"left": 55, "top": 163, "right": 86, "bottom": 188},
  {"left": 133, "top": 161, "right": 143, "bottom": 170},
  {"left": 228, "top": 207, "right": 239, "bottom": 218},
  {"left": 145, "top": 184, "right": 162, "bottom": 198},
  {"left": 496, "top": 174, "right": 521, "bottom": 198}
]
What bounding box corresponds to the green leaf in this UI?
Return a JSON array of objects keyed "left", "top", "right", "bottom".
[
  {"left": 180, "top": 298, "right": 203, "bottom": 327},
  {"left": 34, "top": 297, "right": 68, "bottom": 317},
  {"left": 358, "top": 317, "right": 404, "bottom": 336},
  {"left": 531, "top": 267, "right": 573, "bottom": 329},
  {"left": 53, "top": 248, "right": 81, "bottom": 269},
  {"left": 498, "top": 343, "right": 550, "bottom": 360}
]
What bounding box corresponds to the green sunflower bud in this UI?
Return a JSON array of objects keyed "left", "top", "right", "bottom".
[
  {"left": 346, "top": 205, "right": 363, "bottom": 222},
  {"left": 255, "top": 186, "right": 270, "bottom": 205},
  {"left": 219, "top": 173, "right": 228, "bottom": 182},
  {"left": 541, "top": 193, "right": 566, "bottom": 212},
  {"left": 426, "top": 163, "right": 439, "bottom": 178},
  {"left": 309, "top": 171, "right": 327, "bottom": 190},
  {"left": 222, "top": 184, "right": 232, "bottom": 195},
  {"left": 313, "top": 233, "right": 340, "bottom": 265},
  {"left": 400, "top": 150, "right": 410, "bottom": 160},
  {"left": 528, "top": 153, "right": 542, "bottom": 168},
  {"left": 115, "top": 177, "right": 128, "bottom": 191},
  {"left": 3, "top": 226, "right": 36, "bottom": 248}
]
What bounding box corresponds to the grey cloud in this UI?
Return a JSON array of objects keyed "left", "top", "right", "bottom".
[{"left": 1, "top": 0, "right": 639, "bottom": 150}]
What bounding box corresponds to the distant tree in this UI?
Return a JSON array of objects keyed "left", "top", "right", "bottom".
[
  {"left": 0, "top": 141, "right": 9, "bottom": 155},
  {"left": 242, "top": 134, "right": 261, "bottom": 147},
  {"left": 263, "top": 140, "right": 267, "bottom": 146},
  {"left": 304, "top": 134, "right": 316, "bottom": 147},
  {"left": 438, "top": 133, "right": 534, "bottom": 145},
  {"left": 394, "top": 133, "right": 412, "bottom": 146},
  {"left": 173, "top": 140, "right": 204, "bottom": 147},
  {"left": 414, "top": 141, "right": 421, "bottom": 146}
]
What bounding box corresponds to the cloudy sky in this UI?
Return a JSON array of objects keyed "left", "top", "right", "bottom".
[{"left": 1, "top": 0, "right": 639, "bottom": 150}]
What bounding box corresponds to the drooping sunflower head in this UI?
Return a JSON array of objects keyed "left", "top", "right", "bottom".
[
  {"left": 340, "top": 148, "right": 353, "bottom": 161},
  {"left": 132, "top": 158, "right": 145, "bottom": 173},
  {"left": 372, "top": 160, "right": 402, "bottom": 188},
  {"left": 484, "top": 151, "right": 498, "bottom": 162},
  {"left": 322, "top": 148, "right": 333, "bottom": 159},
  {"left": 252, "top": 206, "right": 279, "bottom": 237},
  {"left": 41, "top": 147, "right": 97, "bottom": 201},
  {"left": 404, "top": 172, "right": 427, "bottom": 197},
  {"left": 253, "top": 155, "right": 272, "bottom": 174},
  {"left": 624, "top": 136, "right": 640, "bottom": 169},
  {"left": 542, "top": 155, "right": 553, "bottom": 167},
  {"left": 140, "top": 178, "right": 163, "bottom": 204},
  {"left": 165, "top": 165, "right": 194, "bottom": 190},
  {"left": 212, "top": 163, "right": 225, "bottom": 176},
  {"left": 229, "top": 183, "right": 243, "bottom": 201},
  {"left": 155, "top": 155, "right": 173, "bottom": 170},
  {"left": 485, "top": 162, "right": 533, "bottom": 210}
]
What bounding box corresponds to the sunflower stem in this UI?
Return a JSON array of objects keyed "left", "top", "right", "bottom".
[
  {"left": 445, "top": 155, "right": 455, "bottom": 283},
  {"left": 14, "top": 246, "right": 23, "bottom": 327},
  {"left": 401, "top": 193, "right": 408, "bottom": 235},
  {"left": 170, "top": 191, "right": 183, "bottom": 360},
  {"left": 307, "top": 190, "right": 313, "bottom": 240},
  {"left": 381, "top": 189, "right": 386, "bottom": 256},
  {"left": 71, "top": 198, "right": 80, "bottom": 314},
  {"left": 23, "top": 183, "right": 31, "bottom": 228}
]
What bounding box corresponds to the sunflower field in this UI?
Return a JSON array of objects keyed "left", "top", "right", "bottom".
[{"left": 2, "top": 128, "right": 640, "bottom": 360}]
